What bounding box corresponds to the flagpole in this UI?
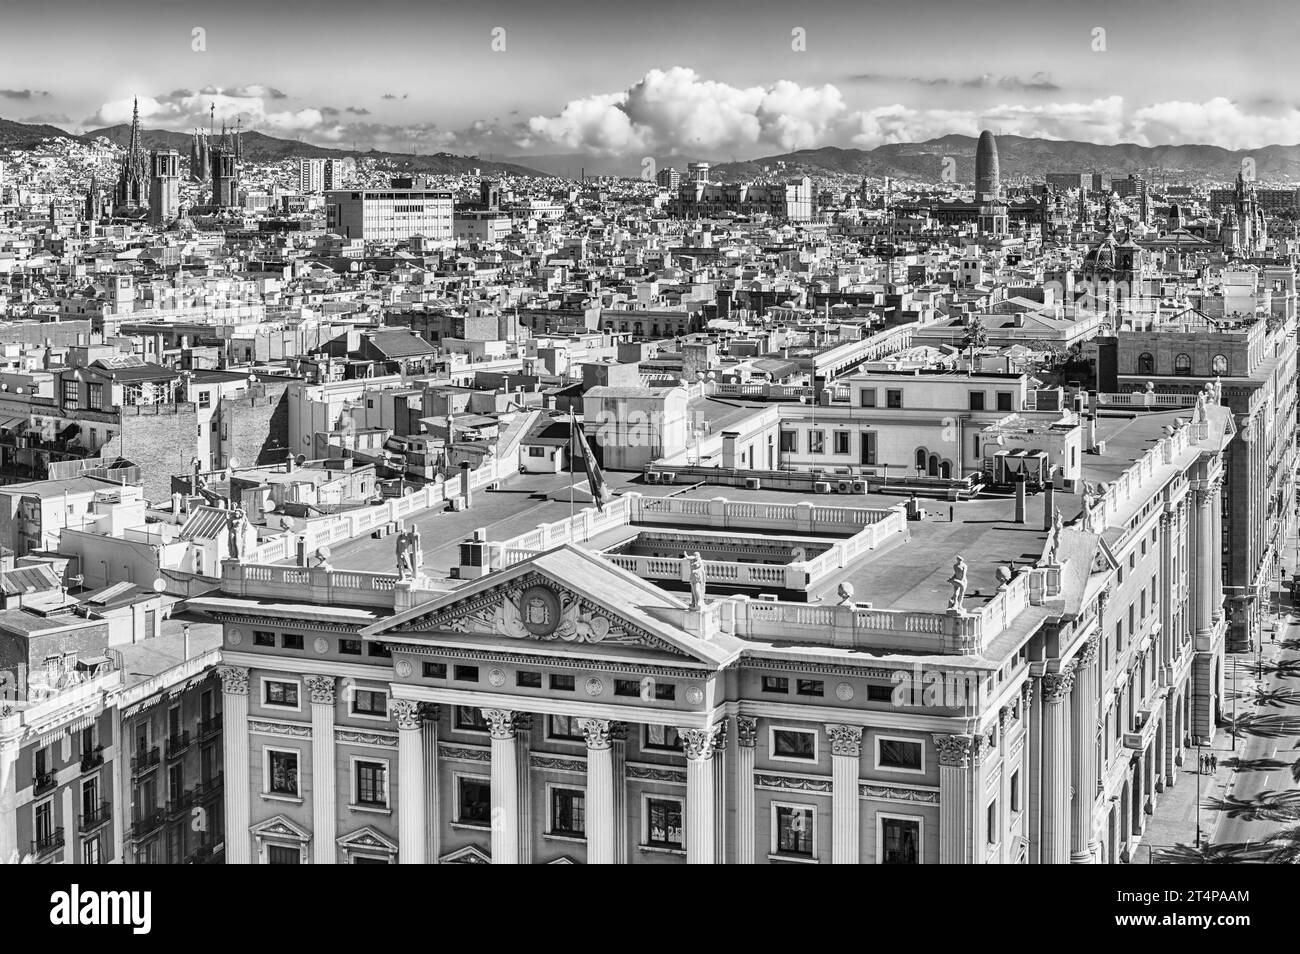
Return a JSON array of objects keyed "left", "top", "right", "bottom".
[{"left": 569, "top": 412, "right": 575, "bottom": 523}]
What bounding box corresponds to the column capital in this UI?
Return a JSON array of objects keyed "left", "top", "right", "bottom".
[
  {"left": 1042, "top": 668, "right": 1076, "bottom": 704},
  {"left": 482, "top": 708, "right": 518, "bottom": 740},
  {"left": 218, "top": 665, "right": 249, "bottom": 696},
  {"left": 304, "top": 674, "right": 336, "bottom": 706},
  {"left": 825, "top": 724, "right": 863, "bottom": 757},
  {"left": 1076, "top": 635, "right": 1100, "bottom": 668},
  {"left": 391, "top": 698, "right": 423, "bottom": 731},
  {"left": 678, "top": 722, "right": 725, "bottom": 760},
  {"left": 931, "top": 733, "right": 972, "bottom": 767},
  {"left": 1097, "top": 583, "right": 1112, "bottom": 611},
  {"left": 998, "top": 705, "right": 1013, "bottom": 734},
  {"left": 971, "top": 733, "right": 992, "bottom": 766},
  {"left": 609, "top": 721, "right": 628, "bottom": 743},
  {"left": 578, "top": 718, "right": 613, "bottom": 750},
  {"left": 1020, "top": 679, "right": 1035, "bottom": 708},
  {"left": 736, "top": 715, "right": 758, "bottom": 748}
]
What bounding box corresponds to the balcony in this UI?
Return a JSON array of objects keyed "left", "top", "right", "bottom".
[
  {"left": 165, "top": 731, "right": 192, "bottom": 760},
  {"left": 80, "top": 746, "right": 105, "bottom": 773},
  {"left": 194, "top": 773, "right": 224, "bottom": 800},
  {"left": 80, "top": 802, "right": 111, "bottom": 832},
  {"left": 130, "top": 809, "right": 165, "bottom": 839},
  {"left": 32, "top": 828, "right": 64, "bottom": 858},
  {"left": 33, "top": 772, "right": 56, "bottom": 796},
  {"left": 198, "top": 716, "right": 221, "bottom": 741},
  {"left": 131, "top": 747, "right": 160, "bottom": 777},
  {"left": 165, "top": 792, "right": 194, "bottom": 818}
]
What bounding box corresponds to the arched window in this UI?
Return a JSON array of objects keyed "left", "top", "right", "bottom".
[
  {"left": 1212, "top": 354, "right": 1228, "bottom": 375},
  {"left": 1174, "top": 353, "right": 1192, "bottom": 376},
  {"left": 928, "top": 454, "right": 940, "bottom": 477},
  {"left": 915, "top": 448, "right": 927, "bottom": 473},
  {"left": 1137, "top": 352, "right": 1154, "bottom": 374},
  {"left": 940, "top": 460, "right": 953, "bottom": 479}
]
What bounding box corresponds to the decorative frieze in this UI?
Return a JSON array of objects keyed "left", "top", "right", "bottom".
[
  {"left": 249, "top": 719, "right": 311, "bottom": 738},
  {"left": 754, "top": 772, "right": 833, "bottom": 794}
]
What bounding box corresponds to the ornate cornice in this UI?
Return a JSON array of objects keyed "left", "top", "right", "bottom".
[
  {"left": 391, "top": 699, "right": 422, "bottom": 731},
  {"left": 932, "top": 733, "right": 972, "bottom": 768},
  {"left": 825, "top": 723, "right": 863, "bottom": 758},
  {"left": 386, "top": 644, "right": 704, "bottom": 680},
  {"left": 210, "top": 611, "right": 365, "bottom": 635},
  {"left": 304, "top": 674, "right": 336, "bottom": 706},
  {"left": 218, "top": 665, "right": 249, "bottom": 696},
  {"left": 736, "top": 715, "right": 758, "bottom": 749}
]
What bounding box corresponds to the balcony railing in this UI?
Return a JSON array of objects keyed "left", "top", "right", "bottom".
[
  {"left": 165, "top": 792, "right": 194, "bottom": 818},
  {"left": 33, "top": 772, "right": 56, "bottom": 795},
  {"left": 32, "top": 828, "right": 64, "bottom": 857},
  {"left": 198, "top": 716, "right": 221, "bottom": 740},
  {"left": 80, "top": 746, "right": 105, "bottom": 772},
  {"left": 80, "top": 802, "right": 111, "bottom": 832},
  {"left": 130, "top": 809, "right": 165, "bottom": 839},
  {"left": 194, "top": 772, "right": 224, "bottom": 800},
  {"left": 131, "top": 747, "right": 160, "bottom": 776},
  {"left": 165, "top": 731, "right": 192, "bottom": 760}
]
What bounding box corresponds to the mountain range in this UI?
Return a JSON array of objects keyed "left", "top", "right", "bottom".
[{"left": 5, "top": 116, "right": 1300, "bottom": 182}]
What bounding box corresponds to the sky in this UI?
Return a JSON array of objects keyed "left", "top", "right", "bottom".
[{"left": 1, "top": 0, "right": 1297, "bottom": 160}]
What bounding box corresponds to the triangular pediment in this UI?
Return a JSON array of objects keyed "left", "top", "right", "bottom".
[
  {"left": 361, "top": 544, "right": 728, "bottom": 665},
  {"left": 250, "top": 814, "right": 310, "bottom": 843},
  {"left": 337, "top": 825, "right": 398, "bottom": 853},
  {"left": 440, "top": 845, "right": 491, "bottom": 864}
]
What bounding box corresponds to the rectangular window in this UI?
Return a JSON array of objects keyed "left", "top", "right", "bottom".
[
  {"left": 866, "top": 684, "right": 893, "bottom": 702},
  {"left": 653, "top": 683, "right": 676, "bottom": 701},
  {"left": 88, "top": 383, "right": 104, "bottom": 410},
  {"left": 550, "top": 673, "right": 576, "bottom": 691},
  {"left": 338, "top": 638, "right": 362, "bottom": 655},
  {"left": 281, "top": 633, "right": 304, "bottom": 651},
  {"left": 833, "top": 431, "right": 850, "bottom": 455},
  {"left": 644, "top": 725, "right": 681, "bottom": 751},
  {"left": 516, "top": 670, "right": 542, "bottom": 688},
  {"left": 548, "top": 715, "right": 585, "bottom": 741},
  {"left": 1011, "top": 770, "right": 1021, "bottom": 813},
  {"left": 454, "top": 706, "right": 488, "bottom": 732},
  {"left": 614, "top": 678, "right": 642, "bottom": 697},
  {"left": 253, "top": 630, "right": 275, "bottom": 647},
  {"left": 778, "top": 430, "right": 798, "bottom": 453},
  {"left": 987, "top": 800, "right": 998, "bottom": 844},
  {"left": 996, "top": 391, "right": 1013, "bottom": 411},
  {"left": 198, "top": 390, "right": 211, "bottom": 409},
  {"left": 457, "top": 777, "right": 491, "bottom": 825},
  {"left": 886, "top": 389, "right": 903, "bottom": 409},
  {"left": 877, "top": 737, "right": 924, "bottom": 772},
  {"left": 969, "top": 391, "right": 986, "bottom": 411},
  {"left": 355, "top": 760, "right": 387, "bottom": 806},
  {"left": 771, "top": 728, "right": 816, "bottom": 761},
  {"left": 352, "top": 690, "right": 387, "bottom": 717},
  {"left": 263, "top": 681, "right": 299, "bottom": 708},
  {"left": 82, "top": 835, "right": 102, "bottom": 864},
  {"left": 808, "top": 430, "right": 825, "bottom": 455},
  {"left": 761, "top": 676, "right": 789, "bottom": 694},
  {"left": 454, "top": 665, "right": 479, "bottom": 682},
  {"left": 528, "top": 446, "right": 545, "bottom": 458},
  {"left": 774, "top": 804, "right": 814, "bottom": 856},
  {"left": 645, "top": 797, "right": 683, "bottom": 848},
  {"left": 267, "top": 749, "right": 299, "bottom": 796},
  {"left": 859, "top": 388, "right": 877, "bottom": 408},
  {"left": 367, "top": 642, "right": 391, "bottom": 658},
  {"left": 62, "top": 379, "right": 78, "bottom": 405},
  {"left": 550, "top": 788, "right": 586, "bottom": 836},
  {"left": 267, "top": 845, "right": 300, "bottom": 864},
  {"left": 422, "top": 661, "right": 447, "bottom": 678},
  {"left": 860, "top": 431, "right": 877, "bottom": 466},
  {"left": 796, "top": 679, "right": 824, "bottom": 697},
  {"left": 880, "top": 816, "right": 921, "bottom": 864}
]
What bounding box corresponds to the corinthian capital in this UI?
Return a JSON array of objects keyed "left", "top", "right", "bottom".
[
  {"left": 736, "top": 715, "right": 758, "bottom": 749},
  {"left": 391, "top": 698, "right": 422, "bottom": 731},
  {"left": 304, "top": 674, "right": 336, "bottom": 706},
  {"left": 218, "top": 666, "right": 249, "bottom": 696},
  {"left": 1077, "top": 635, "right": 1100, "bottom": 668},
  {"left": 578, "top": 718, "right": 612, "bottom": 750},
  {"left": 481, "top": 708, "right": 518, "bottom": 740},
  {"left": 932, "top": 733, "right": 973, "bottom": 768},
  {"left": 1042, "top": 668, "right": 1076, "bottom": 703},
  {"left": 825, "top": 724, "right": 863, "bottom": 758},
  {"left": 678, "top": 722, "right": 725, "bottom": 760}
]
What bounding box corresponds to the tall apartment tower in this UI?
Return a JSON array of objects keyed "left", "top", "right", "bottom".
[
  {"left": 656, "top": 167, "right": 681, "bottom": 190},
  {"left": 148, "top": 149, "right": 181, "bottom": 225}
]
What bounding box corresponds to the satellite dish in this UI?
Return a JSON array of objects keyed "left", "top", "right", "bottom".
[
  {"left": 317, "top": 545, "right": 331, "bottom": 561},
  {"left": 295, "top": 454, "right": 307, "bottom": 467},
  {"left": 152, "top": 579, "right": 167, "bottom": 593},
  {"left": 228, "top": 456, "right": 241, "bottom": 470}
]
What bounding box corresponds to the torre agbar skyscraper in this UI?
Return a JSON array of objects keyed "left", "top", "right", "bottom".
[{"left": 975, "top": 130, "right": 1001, "bottom": 201}]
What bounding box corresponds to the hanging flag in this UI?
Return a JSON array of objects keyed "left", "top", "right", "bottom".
[{"left": 573, "top": 418, "right": 611, "bottom": 511}]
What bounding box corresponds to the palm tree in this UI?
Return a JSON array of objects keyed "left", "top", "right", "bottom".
[
  {"left": 1151, "top": 841, "right": 1272, "bottom": 863},
  {"left": 962, "top": 315, "right": 988, "bottom": 371},
  {"left": 1263, "top": 826, "right": 1300, "bottom": 863}
]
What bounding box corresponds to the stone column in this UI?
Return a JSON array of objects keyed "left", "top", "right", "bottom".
[
  {"left": 579, "top": 718, "right": 616, "bottom": 864},
  {"left": 422, "top": 706, "right": 441, "bottom": 864},
  {"left": 679, "top": 722, "right": 724, "bottom": 864},
  {"left": 610, "top": 723, "right": 628, "bottom": 864},
  {"left": 711, "top": 719, "right": 729, "bottom": 863},
  {"left": 1024, "top": 677, "right": 1042, "bottom": 865},
  {"left": 483, "top": 708, "right": 519, "bottom": 865},
  {"left": 826, "top": 724, "right": 863, "bottom": 864},
  {"left": 934, "top": 734, "right": 972, "bottom": 864},
  {"left": 392, "top": 699, "right": 425, "bottom": 864},
  {"left": 305, "top": 675, "right": 337, "bottom": 865},
  {"left": 0, "top": 738, "right": 18, "bottom": 865},
  {"left": 1040, "top": 667, "right": 1075, "bottom": 865},
  {"left": 218, "top": 666, "right": 251, "bottom": 865},
  {"left": 1163, "top": 693, "right": 1177, "bottom": 787},
  {"left": 1195, "top": 485, "right": 1216, "bottom": 638},
  {"left": 1159, "top": 509, "right": 1175, "bottom": 665},
  {"left": 513, "top": 714, "right": 533, "bottom": 865},
  {"left": 735, "top": 716, "right": 757, "bottom": 865},
  {"left": 1210, "top": 477, "right": 1223, "bottom": 621},
  {"left": 1070, "top": 638, "right": 1100, "bottom": 863}
]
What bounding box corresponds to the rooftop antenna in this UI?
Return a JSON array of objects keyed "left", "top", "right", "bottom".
[{"left": 209, "top": 103, "right": 215, "bottom": 137}]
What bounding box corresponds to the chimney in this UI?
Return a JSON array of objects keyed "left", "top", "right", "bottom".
[
  {"left": 286, "top": 452, "right": 296, "bottom": 474},
  {"left": 1014, "top": 476, "right": 1027, "bottom": 524},
  {"left": 460, "top": 460, "right": 472, "bottom": 508},
  {"left": 1043, "top": 480, "right": 1055, "bottom": 529},
  {"left": 182, "top": 623, "right": 191, "bottom": 659}
]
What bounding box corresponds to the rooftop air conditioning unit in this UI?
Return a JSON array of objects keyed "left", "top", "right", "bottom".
[
  {"left": 814, "top": 481, "right": 833, "bottom": 494},
  {"left": 645, "top": 471, "right": 662, "bottom": 484},
  {"left": 757, "top": 593, "right": 779, "bottom": 602},
  {"left": 851, "top": 480, "right": 868, "bottom": 493},
  {"left": 744, "top": 477, "right": 761, "bottom": 490},
  {"left": 661, "top": 472, "right": 677, "bottom": 484},
  {"left": 836, "top": 480, "right": 853, "bottom": 494}
]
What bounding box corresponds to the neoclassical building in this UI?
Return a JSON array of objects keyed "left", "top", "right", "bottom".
[{"left": 193, "top": 397, "right": 1230, "bottom": 863}]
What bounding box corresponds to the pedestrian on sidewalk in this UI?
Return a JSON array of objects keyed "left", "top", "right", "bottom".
[
  {"left": 1199, "top": 754, "right": 1207, "bottom": 773},
  {"left": 1210, "top": 754, "right": 1218, "bottom": 772}
]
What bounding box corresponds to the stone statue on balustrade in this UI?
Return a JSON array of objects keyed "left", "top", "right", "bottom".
[
  {"left": 947, "top": 555, "right": 968, "bottom": 613},
  {"left": 228, "top": 505, "right": 249, "bottom": 559},
  {"left": 686, "top": 552, "right": 707, "bottom": 609},
  {"left": 396, "top": 526, "right": 423, "bottom": 580}
]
